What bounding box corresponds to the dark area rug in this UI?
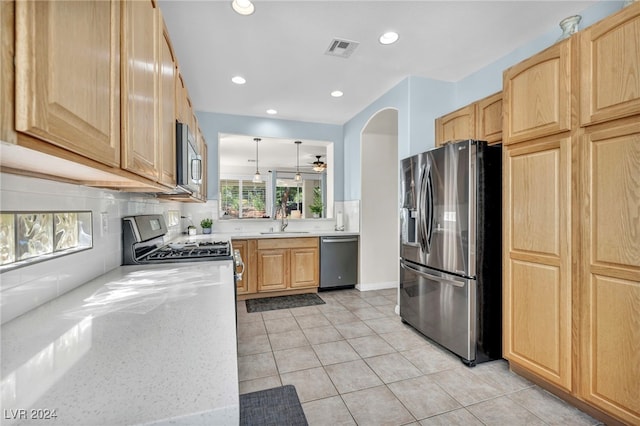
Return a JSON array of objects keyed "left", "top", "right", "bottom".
[
  {"left": 240, "top": 385, "right": 308, "bottom": 426},
  {"left": 245, "top": 293, "right": 325, "bottom": 313}
]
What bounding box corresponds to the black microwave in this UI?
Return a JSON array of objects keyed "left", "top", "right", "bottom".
[{"left": 176, "top": 121, "right": 202, "bottom": 194}]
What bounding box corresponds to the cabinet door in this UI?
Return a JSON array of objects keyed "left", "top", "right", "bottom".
[
  {"left": 503, "top": 39, "right": 573, "bottom": 144},
  {"left": 503, "top": 136, "right": 572, "bottom": 391},
  {"left": 578, "top": 120, "right": 640, "bottom": 424},
  {"left": 435, "top": 104, "right": 476, "bottom": 146},
  {"left": 232, "top": 240, "right": 250, "bottom": 295},
  {"left": 580, "top": 4, "right": 640, "bottom": 126},
  {"left": 257, "top": 249, "right": 289, "bottom": 292},
  {"left": 14, "top": 0, "right": 120, "bottom": 166},
  {"left": 476, "top": 92, "right": 503, "bottom": 144},
  {"left": 290, "top": 248, "right": 319, "bottom": 288},
  {"left": 121, "top": 0, "right": 159, "bottom": 181},
  {"left": 158, "top": 17, "right": 176, "bottom": 188}
]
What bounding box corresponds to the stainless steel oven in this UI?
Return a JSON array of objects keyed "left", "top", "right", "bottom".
[{"left": 122, "top": 215, "right": 243, "bottom": 283}]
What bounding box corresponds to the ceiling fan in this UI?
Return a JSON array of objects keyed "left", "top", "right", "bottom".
[{"left": 310, "top": 155, "right": 327, "bottom": 172}]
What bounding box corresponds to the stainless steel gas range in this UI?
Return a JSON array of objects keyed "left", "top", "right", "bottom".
[{"left": 122, "top": 214, "right": 234, "bottom": 265}]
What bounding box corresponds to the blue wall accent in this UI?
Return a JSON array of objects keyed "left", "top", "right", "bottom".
[{"left": 195, "top": 111, "right": 343, "bottom": 200}]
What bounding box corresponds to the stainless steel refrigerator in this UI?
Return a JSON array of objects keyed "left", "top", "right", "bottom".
[{"left": 399, "top": 140, "right": 502, "bottom": 366}]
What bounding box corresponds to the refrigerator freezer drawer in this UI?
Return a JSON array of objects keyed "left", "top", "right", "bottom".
[{"left": 400, "top": 260, "right": 476, "bottom": 362}]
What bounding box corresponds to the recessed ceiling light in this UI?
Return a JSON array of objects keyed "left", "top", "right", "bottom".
[
  {"left": 379, "top": 31, "right": 399, "bottom": 45},
  {"left": 331, "top": 90, "right": 344, "bottom": 98},
  {"left": 266, "top": 109, "right": 277, "bottom": 115},
  {"left": 231, "top": 0, "right": 254, "bottom": 16},
  {"left": 231, "top": 76, "right": 246, "bottom": 85}
]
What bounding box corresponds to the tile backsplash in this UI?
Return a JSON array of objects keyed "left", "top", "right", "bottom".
[{"left": 0, "top": 173, "right": 183, "bottom": 324}]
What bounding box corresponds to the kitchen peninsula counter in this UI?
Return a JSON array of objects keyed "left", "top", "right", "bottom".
[{"left": 1, "top": 261, "right": 238, "bottom": 425}]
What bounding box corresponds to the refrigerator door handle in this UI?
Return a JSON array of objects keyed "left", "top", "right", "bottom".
[
  {"left": 425, "top": 165, "right": 434, "bottom": 249},
  {"left": 419, "top": 163, "right": 433, "bottom": 254},
  {"left": 400, "top": 261, "right": 466, "bottom": 288},
  {"left": 417, "top": 165, "right": 428, "bottom": 252}
]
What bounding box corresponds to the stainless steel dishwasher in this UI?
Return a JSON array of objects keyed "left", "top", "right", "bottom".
[{"left": 320, "top": 235, "right": 358, "bottom": 289}]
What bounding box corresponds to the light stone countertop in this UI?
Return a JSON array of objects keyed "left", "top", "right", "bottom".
[
  {"left": 1, "top": 261, "right": 238, "bottom": 426},
  {"left": 169, "top": 231, "right": 359, "bottom": 242},
  {"left": 218, "top": 231, "right": 359, "bottom": 240}
]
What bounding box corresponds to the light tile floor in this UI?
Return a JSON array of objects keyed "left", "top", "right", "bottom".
[{"left": 236, "top": 288, "right": 601, "bottom": 426}]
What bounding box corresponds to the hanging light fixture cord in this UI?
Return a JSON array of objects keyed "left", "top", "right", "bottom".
[
  {"left": 295, "top": 140, "right": 302, "bottom": 181},
  {"left": 253, "top": 137, "right": 261, "bottom": 182}
]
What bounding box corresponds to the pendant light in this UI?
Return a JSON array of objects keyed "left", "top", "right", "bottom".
[
  {"left": 294, "top": 140, "right": 302, "bottom": 181},
  {"left": 252, "top": 137, "right": 261, "bottom": 183}
]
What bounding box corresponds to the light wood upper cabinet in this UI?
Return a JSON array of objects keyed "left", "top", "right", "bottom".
[
  {"left": 435, "top": 104, "right": 476, "bottom": 146},
  {"left": 476, "top": 92, "right": 503, "bottom": 144},
  {"left": 158, "top": 17, "right": 176, "bottom": 188},
  {"left": 14, "top": 0, "right": 120, "bottom": 166},
  {"left": 580, "top": 3, "right": 640, "bottom": 126},
  {"left": 503, "top": 39, "right": 573, "bottom": 144},
  {"left": 435, "top": 92, "right": 502, "bottom": 146},
  {"left": 578, "top": 119, "right": 640, "bottom": 425},
  {"left": 503, "top": 136, "right": 573, "bottom": 391},
  {"left": 121, "top": 0, "right": 159, "bottom": 181}
]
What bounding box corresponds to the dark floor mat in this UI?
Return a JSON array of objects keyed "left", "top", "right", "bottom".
[
  {"left": 245, "top": 293, "right": 325, "bottom": 313},
  {"left": 240, "top": 385, "right": 308, "bottom": 426}
]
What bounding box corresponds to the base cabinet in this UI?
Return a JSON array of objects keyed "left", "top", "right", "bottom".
[
  {"left": 232, "top": 240, "right": 250, "bottom": 295},
  {"left": 257, "top": 238, "right": 319, "bottom": 293},
  {"left": 235, "top": 237, "right": 319, "bottom": 299}
]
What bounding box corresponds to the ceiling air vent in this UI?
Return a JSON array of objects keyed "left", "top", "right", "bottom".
[{"left": 325, "top": 38, "right": 359, "bottom": 58}]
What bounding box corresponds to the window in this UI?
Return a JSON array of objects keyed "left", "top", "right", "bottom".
[
  {"left": 220, "top": 172, "right": 325, "bottom": 219},
  {"left": 220, "top": 179, "right": 267, "bottom": 219},
  {"left": 0, "top": 211, "right": 92, "bottom": 271}
]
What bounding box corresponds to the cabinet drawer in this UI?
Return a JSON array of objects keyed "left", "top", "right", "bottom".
[{"left": 257, "top": 237, "right": 318, "bottom": 250}]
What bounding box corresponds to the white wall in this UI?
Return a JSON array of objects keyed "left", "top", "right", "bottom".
[
  {"left": 359, "top": 113, "right": 399, "bottom": 290},
  {"left": 0, "top": 173, "right": 184, "bottom": 324}
]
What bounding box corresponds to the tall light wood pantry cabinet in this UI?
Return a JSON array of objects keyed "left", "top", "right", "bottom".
[
  {"left": 576, "top": 4, "right": 640, "bottom": 424},
  {"left": 503, "top": 37, "right": 575, "bottom": 392},
  {"left": 503, "top": 4, "right": 640, "bottom": 424}
]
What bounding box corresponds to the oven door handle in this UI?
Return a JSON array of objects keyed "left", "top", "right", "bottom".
[{"left": 233, "top": 249, "right": 245, "bottom": 281}]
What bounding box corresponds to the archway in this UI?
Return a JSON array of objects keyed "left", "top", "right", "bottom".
[{"left": 358, "top": 108, "right": 399, "bottom": 292}]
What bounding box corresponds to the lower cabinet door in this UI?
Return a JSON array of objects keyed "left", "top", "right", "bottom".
[
  {"left": 503, "top": 136, "right": 573, "bottom": 391},
  {"left": 290, "top": 248, "right": 319, "bottom": 288},
  {"left": 579, "top": 120, "right": 640, "bottom": 424},
  {"left": 257, "top": 249, "right": 289, "bottom": 292}
]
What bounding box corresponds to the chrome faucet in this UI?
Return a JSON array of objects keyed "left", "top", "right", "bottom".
[
  {"left": 278, "top": 203, "right": 288, "bottom": 232},
  {"left": 277, "top": 189, "right": 289, "bottom": 232}
]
